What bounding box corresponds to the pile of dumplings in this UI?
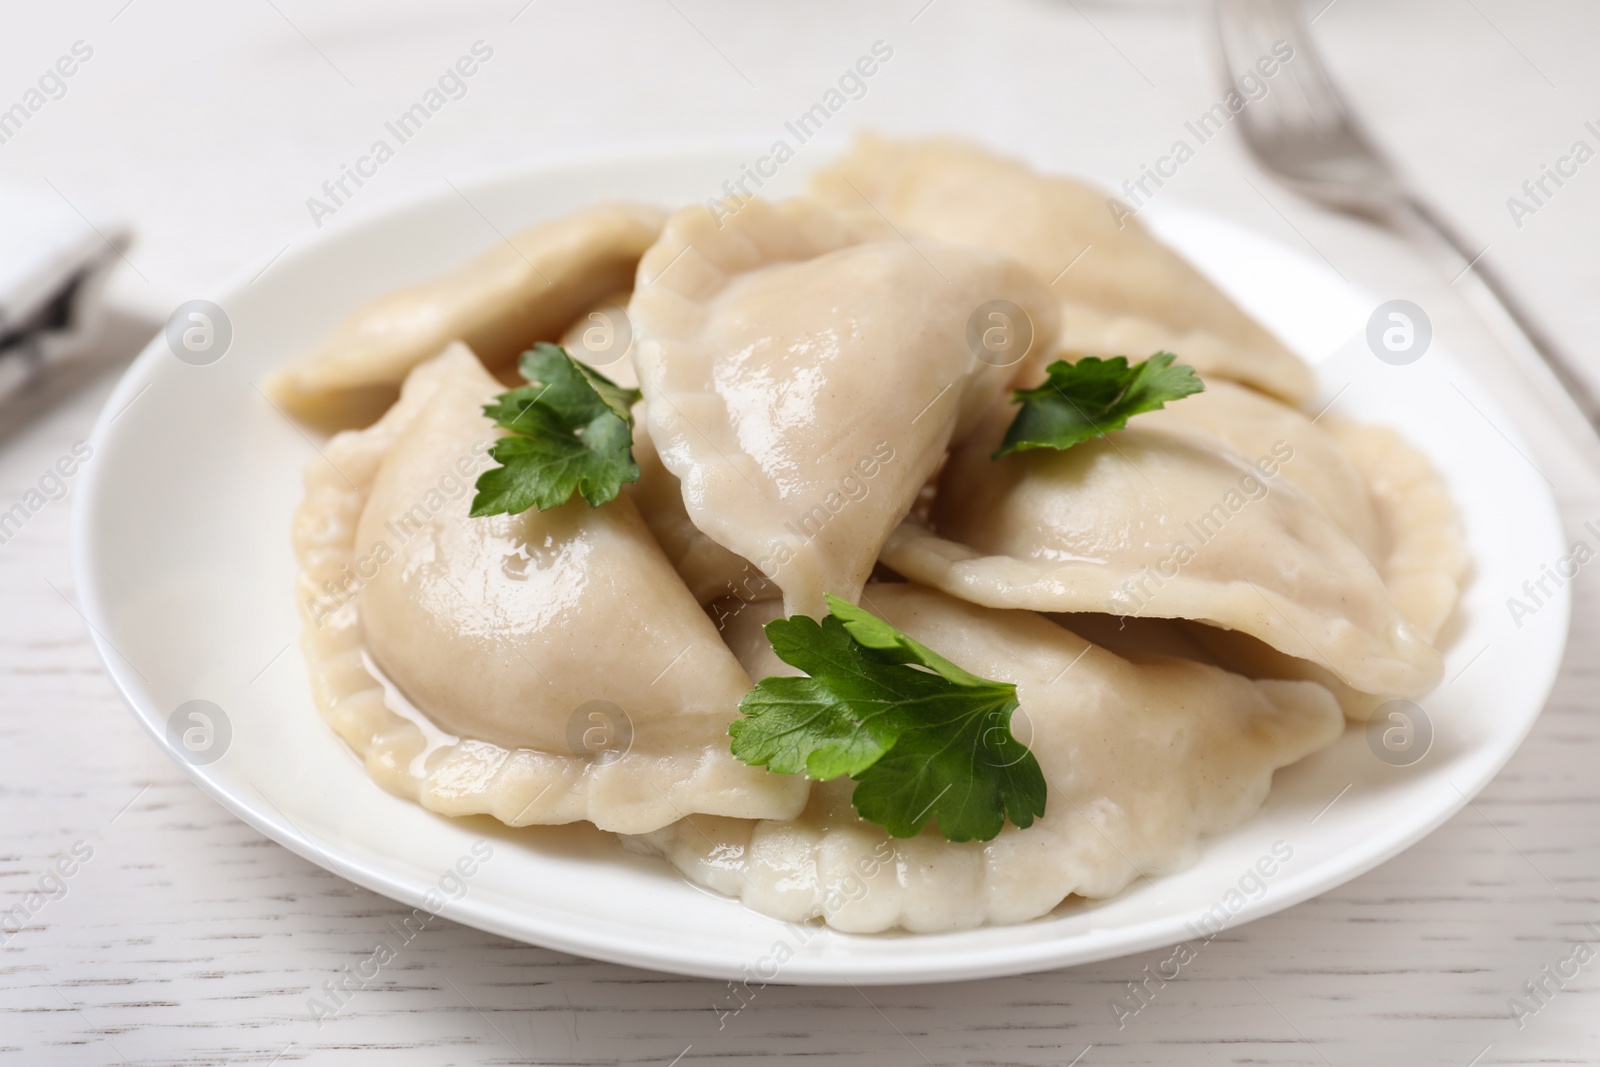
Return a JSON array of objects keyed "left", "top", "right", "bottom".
[{"left": 280, "top": 135, "right": 1466, "bottom": 934}]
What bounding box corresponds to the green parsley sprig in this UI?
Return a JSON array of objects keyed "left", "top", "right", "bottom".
[
  {"left": 994, "top": 352, "right": 1204, "bottom": 458},
  {"left": 470, "top": 343, "right": 643, "bottom": 516},
  {"left": 730, "top": 594, "right": 1046, "bottom": 843}
]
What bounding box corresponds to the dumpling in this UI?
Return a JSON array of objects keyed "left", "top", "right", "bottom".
[
  {"left": 629, "top": 196, "right": 1059, "bottom": 617},
  {"left": 1043, "top": 390, "right": 1466, "bottom": 718},
  {"left": 1140, "top": 377, "right": 1381, "bottom": 558},
  {"left": 623, "top": 584, "right": 1343, "bottom": 933},
  {"left": 1153, "top": 416, "right": 1467, "bottom": 721},
  {"left": 1321, "top": 417, "right": 1467, "bottom": 643},
  {"left": 292, "top": 343, "right": 807, "bottom": 834},
  {"left": 808, "top": 134, "right": 1312, "bottom": 403},
  {"left": 1036, "top": 381, "right": 1464, "bottom": 717},
  {"left": 879, "top": 401, "right": 1444, "bottom": 698},
  {"left": 269, "top": 203, "right": 666, "bottom": 428}
]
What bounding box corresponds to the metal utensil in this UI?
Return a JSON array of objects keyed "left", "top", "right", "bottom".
[
  {"left": 1215, "top": 0, "right": 1600, "bottom": 436},
  {"left": 0, "top": 185, "right": 129, "bottom": 417}
]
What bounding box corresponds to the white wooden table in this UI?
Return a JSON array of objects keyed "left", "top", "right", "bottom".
[{"left": 3, "top": 1, "right": 1598, "bottom": 1063}]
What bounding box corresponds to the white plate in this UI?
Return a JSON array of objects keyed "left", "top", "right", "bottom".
[{"left": 72, "top": 146, "right": 1569, "bottom": 985}]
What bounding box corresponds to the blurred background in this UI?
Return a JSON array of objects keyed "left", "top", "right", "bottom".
[
  {"left": 6, "top": 0, "right": 1598, "bottom": 361},
  {"left": 3, "top": 1, "right": 1597, "bottom": 1064}
]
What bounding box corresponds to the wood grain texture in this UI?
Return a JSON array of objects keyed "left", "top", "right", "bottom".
[{"left": 3, "top": 1, "right": 1599, "bottom": 1063}]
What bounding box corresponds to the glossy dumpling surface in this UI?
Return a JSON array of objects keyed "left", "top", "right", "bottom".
[
  {"left": 630, "top": 197, "right": 1059, "bottom": 617},
  {"left": 808, "top": 134, "right": 1312, "bottom": 403},
  {"left": 293, "top": 343, "right": 807, "bottom": 834},
  {"left": 880, "top": 402, "right": 1443, "bottom": 698},
  {"left": 624, "top": 584, "right": 1343, "bottom": 933}
]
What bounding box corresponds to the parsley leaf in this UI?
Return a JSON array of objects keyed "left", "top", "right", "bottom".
[
  {"left": 730, "top": 594, "right": 1046, "bottom": 842},
  {"left": 470, "top": 343, "right": 643, "bottom": 515},
  {"left": 994, "top": 352, "right": 1204, "bottom": 458}
]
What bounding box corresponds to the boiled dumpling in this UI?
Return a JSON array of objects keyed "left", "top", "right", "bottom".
[
  {"left": 879, "top": 401, "right": 1443, "bottom": 698},
  {"left": 623, "top": 584, "right": 1343, "bottom": 933},
  {"left": 1151, "top": 415, "right": 1467, "bottom": 721},
  {"left": 1029, "top": 385, "right": 1465, "bottom": 717},
  {"left": 629, "top": 196, "right": 1059, "bottom": 617},
  {"left": 1032, "top": 386, "right": 1465, "bottom": 717},
  {"left": 1140, "top": 377, "right": 1381, "bottom": 558},
  {"left": 269, "top": 203, "right": 666, "bottom": 427},
  {"left": 808, "top": 134, "right": 1312, "bottom": 403},
  {"left": 1321, "top": 417, "right": 1467, "bottom": 643},
  {"left": 292, "top": 343, "right": 807, "bottom": 834}
]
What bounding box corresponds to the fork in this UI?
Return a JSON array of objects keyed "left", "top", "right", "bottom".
[{"left": 1215, "top": 0, "right": 1600, "bottom": 437}]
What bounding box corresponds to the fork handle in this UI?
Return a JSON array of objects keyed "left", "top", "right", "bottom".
[{"left": 1394, "top": 196, "right": 1600, "bottom": 437}]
